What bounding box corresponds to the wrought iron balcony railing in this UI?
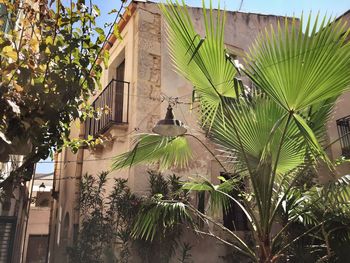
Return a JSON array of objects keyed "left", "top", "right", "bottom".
[
  {"left": 336, "top": 115, "right": 350, "bottom": 158},
  {"left": 85, "top": 79, "right": 129, "bottom": 137}
]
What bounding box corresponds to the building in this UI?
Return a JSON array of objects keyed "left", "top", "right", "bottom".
[
  {"left": 325, "top": 10, "right": 350, "bottom": 180},
  {"left": 48, "top": 1, "right": 307, "bottom": 262},
  {"left": 22, "top": 173, "right": 53, "bottom": 263},
  {"left": 0, "top": 165, "right": 54, "bottom": 263},
  {"left": 0, "top": 156, "right": 30, "bottom": 263}
]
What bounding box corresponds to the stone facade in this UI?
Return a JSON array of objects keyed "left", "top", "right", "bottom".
[{"left": 323, "top": 11, "right": 350, "bottom": 181}]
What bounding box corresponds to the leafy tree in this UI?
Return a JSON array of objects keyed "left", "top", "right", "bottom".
[
  {"left": 69, "top": 170, "right": 192, "bottom": 263},
  {"left": 112, "top": 1, "right": 350, "bottom": 262},
  {"left": 0, "top": 0, "right": 126, "bottom": 186},
  {"left": 133, "top": 171, "right": 190, "bottom": 263},
  {"left": 281, "top": 176, "right": 350, "bottom": 262},
  {"left": 68, "top": 172, "right": 142, "bottom": 263}
]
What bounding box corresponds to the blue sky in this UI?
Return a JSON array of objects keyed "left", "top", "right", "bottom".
[
  {"left": 87, "top": 0, "right": 350, "bottom": 46},
  {"left": 38, "top": 0, "right": 349, "bottom": 174},
  {"left": 94, "top": 0, "right": 349, "bottom": 31},
  {"left": 36, "top": 159, "right": 55, "bottom": 174}
]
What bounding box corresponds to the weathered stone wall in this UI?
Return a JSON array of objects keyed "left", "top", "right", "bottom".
[
  {"left": 323, "top": 11, "right": 350, "bottom": 181},
  {"left": 130, "top": 4, "right": 163, "bottom": 194}
]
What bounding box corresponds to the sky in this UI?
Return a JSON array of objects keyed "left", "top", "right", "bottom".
[
  {"left": 93, "top": 0, "right": 350, "bottom": 32},
  {"left": 37, "top": 0, "right": 349, "bottom": 174},
  {"left": 36, "top": 158, "right": 55, "bottom": 174}
]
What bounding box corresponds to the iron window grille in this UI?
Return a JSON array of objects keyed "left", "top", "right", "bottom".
[{"left": 336, "top": 115, "right": 350, "bottom": 158}]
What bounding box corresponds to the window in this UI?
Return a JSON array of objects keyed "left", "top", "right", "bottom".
[
  {"left": 26, "top": 235, "right": 49, "bottom": 263},
  {"left": 336, "top": 115, "right": 350, "bottom": 158},
  {"left": 0, "top": 216, "right": 17, "bottom": 262},
  {"left": 197, "top": 192, "right": 205, "bottom": 213},
  {"left": 35, "top": 192, "right": 51, "bottom": 207},
  {"left": 115, "top": 60, "right": 125, "bottom": 123},
  {"left": 220, "top": 172, "right": 249, "bottom": 231}
]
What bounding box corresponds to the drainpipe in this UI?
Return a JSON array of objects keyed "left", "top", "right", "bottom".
[
  {"left": 73, "top": 122, "right": 85, "bottom": 242},
  {"left": 47, "top": 153, "right": 58, "bottom": 263},
  {"left": 20, "top": 163, "right": 36, "bottom": 263}
]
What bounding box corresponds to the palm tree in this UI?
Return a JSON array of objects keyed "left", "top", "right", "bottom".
[{"left": 112, "top": 1, "right": 350, "bottom": 262}]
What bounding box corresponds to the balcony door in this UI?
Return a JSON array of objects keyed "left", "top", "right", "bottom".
[
  {"left": 115, "top": 60, "right": 125, "bottom": 123},
  {"left": 26, "top": 235, "right": 49, "bottom": 263}
]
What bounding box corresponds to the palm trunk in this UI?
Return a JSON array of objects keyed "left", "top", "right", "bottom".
[{"left": 259, "top": 236, "right": 272, "bottom": 263}]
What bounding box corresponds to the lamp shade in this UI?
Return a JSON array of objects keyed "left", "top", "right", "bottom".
[
  {"left": 39, "top": 182, "right": 46, "bottom": 192},
  {"left": 152, "top": 105, "right": 187, "bottom": 137}
]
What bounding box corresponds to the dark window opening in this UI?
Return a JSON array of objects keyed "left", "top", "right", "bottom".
[
  {"left": 220, "top": 172, "right": 249, "bottom": 231},
  {"left": 336, "top": 115, "right": 350, "bottom": 158},
  {"left": 35, "top": 192, "right": 51, "bottom": 207},
  {"left": 26, "top": 235, "right": 49, "bottom": 263},
  {"left": 197, "top": 192, "right": 205, "bottom": 214},
  {"left": 115, "top": 60, "right": 125, "bottom": 123},
  {"left": 0, "top": 216, "right": 17, "bottom": 262}
]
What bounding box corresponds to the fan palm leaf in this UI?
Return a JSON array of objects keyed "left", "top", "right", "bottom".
[
  {"left": 159, "top": 0, "right": 239, "bottom": 127},
  {"left": 246, "top": 15, "right": 350, "bottom": 112},
  {"left": 183, "top": 176, "right": 241, "bottom": 214},
  {"left": 112, "top": 134, "right": 192, "bottom": 170},
  {"left": 210, "top": 95, "right": 305, "bottom": 176},
  {"left": 132, "top": 200, "right": 192, "bottom": 241},
  {"left": 274, "top": 174, "right": 350, "bottom": 256},
  {"left": 246, "top": 14, "right": 350, "bottom": 162}
]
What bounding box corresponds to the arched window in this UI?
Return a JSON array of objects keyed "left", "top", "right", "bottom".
[{"left": 61, "top": 212, "right": 70, "bottom": 241}]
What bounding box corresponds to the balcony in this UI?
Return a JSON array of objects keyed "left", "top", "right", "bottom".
[
  {"left": 336, "top": 115, "right": 350, "bottom": 158},
  {"left": 85, "top": 79, "right": 130, "bottom": 137}
]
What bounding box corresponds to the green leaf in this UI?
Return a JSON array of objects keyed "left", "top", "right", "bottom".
[
  {"left": 211, "top": 95, "right": 305, "bottom": 175},
  {"left": 132, "top": 200, "right": 192, "bottom": 241},
  {"left": 293, "top": 113, "right": 329, "bottom": 165},
  {"left": 159, "top": 0, "right": 238, "bottom": 127},
  {"left": 45, "top": 36, "right": 54, "bottom": 45},
  {"left": 2, "top": 45, "right": 17, "bottom": 60},
  {"left": 112, "top": 134, "right": 192, "bottom": 171},
  {"left": 246, "top": 14, "right": 350, "bottom": 112},
  {"left": 103, "top": 50, "right": 110, "bottom": 68},
  {"left": 113, "top": 24, "right": 122, "bottom": 40},
  {"left": 108, "top": 9, "right": 118, "bottom": 14},
  {"left": 95, "top": 27, "right": 104, "bottom": 36}
]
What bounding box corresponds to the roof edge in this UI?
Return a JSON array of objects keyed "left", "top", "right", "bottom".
[{"left": 98, "top": 0, "right": 301, "bottom": 64}]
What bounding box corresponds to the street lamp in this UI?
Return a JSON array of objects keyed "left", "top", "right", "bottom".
[
  {"left": 152, "top": 104, "right": 187, "bottom": 137},
  {"left": 39, "top": 182, "right": 46, "bottom": 192}
]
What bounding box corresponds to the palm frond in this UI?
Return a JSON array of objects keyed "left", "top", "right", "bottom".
[
  {"left": 159, "top": 0, "right": 239, "bottom": 127},
  {"left": 132, "top": 200, "right": 192, "bottom": 241},
  {"left": 306, "top": 97, "right": 337, "bottom": 144},
  {"left": 322, "top": 175, "right": 350, "bottom": 213},
  {"left": 246, "top": 14, "right": 350, "bottom": 112},
  {"left": 112, "top": 134, "right": 192, "bottom": 170},
  {"left": 183, "top": 177, "right": 234, "bottom": 213},
  {"left": 284, "top": 175, "right": 350, "bottom": 227},
  {"left": 210, "top": 95, "right": 306, "bottom": 175},
  {"left": 246, "top": 14, "right": 350, "bottom": 163},
  {"left": 182, "top": 176, "right": 256, "bottom": 229}
]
